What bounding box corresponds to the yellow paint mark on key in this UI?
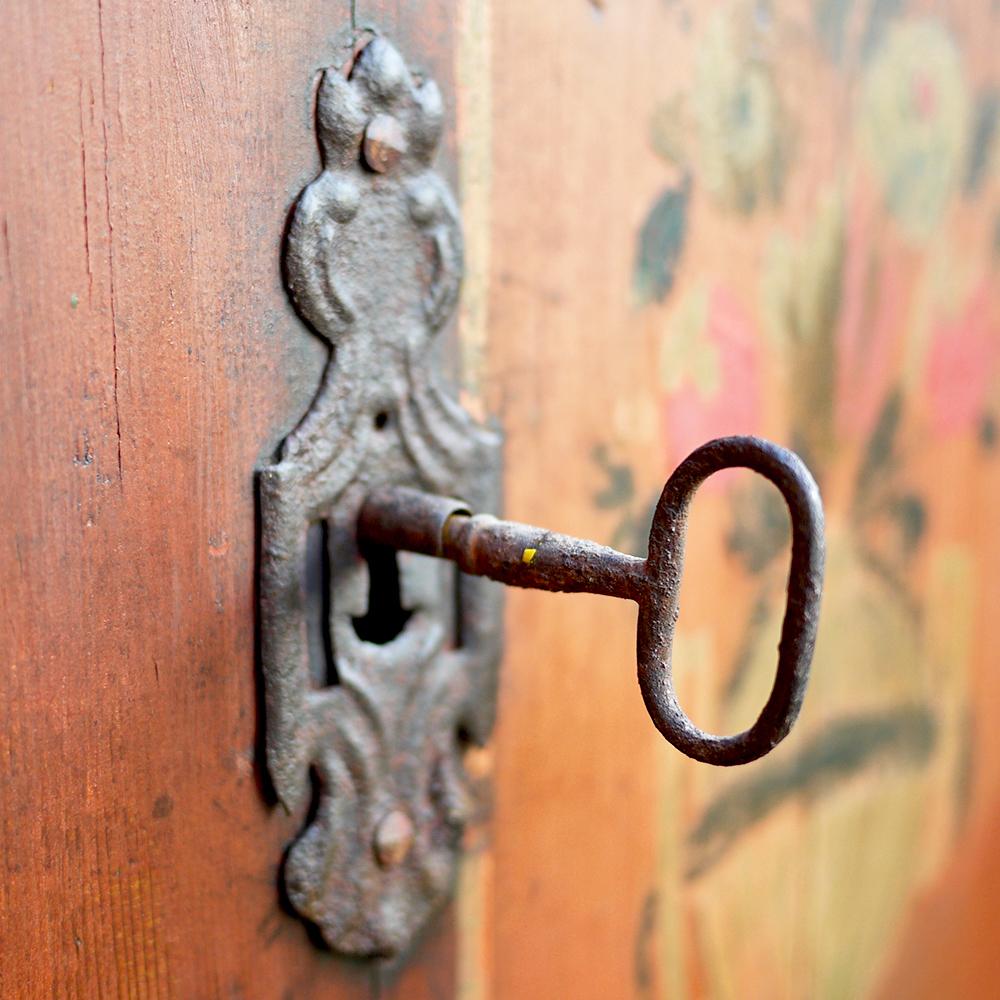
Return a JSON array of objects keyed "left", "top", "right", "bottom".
[{"left": 521, "top": 547, "right": 537, "bottom": 565}]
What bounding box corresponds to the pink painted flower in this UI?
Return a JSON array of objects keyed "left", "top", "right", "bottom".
[
  {"left": 835, "top": 189, "right": 903, "bottom": 442},
  {"left": 926, "top": 278, "right": 1000, "bottom": 437},
  {"left": 662, "top": 284, "right": 761, "bottom": 470}
]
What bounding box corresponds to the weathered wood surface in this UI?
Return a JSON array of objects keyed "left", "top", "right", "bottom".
[
  {"left": 0, "top": 1, "right": 459, "bottom": 996},
  {"left": 3, "top": 0, "right": 1000, "bottom": 997},
  {"left": 483, "top": 1, "right": 1000, "bottom": 998}
]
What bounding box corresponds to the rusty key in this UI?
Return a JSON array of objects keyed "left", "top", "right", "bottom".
[{"left": 358, "top": 435, "right": 824, "bottom": 766}]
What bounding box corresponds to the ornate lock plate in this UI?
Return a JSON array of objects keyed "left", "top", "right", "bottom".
[{"left": 259, "top": 36, "right": 502, "bottom": 958}]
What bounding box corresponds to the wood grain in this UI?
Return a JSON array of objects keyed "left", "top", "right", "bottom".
[
  {"left": 484, "top": 3, "right": 684, "bottom": 997},
  {"left": 482, "top": 2, "right": 1000, "bottom": 999},
  {"left": 0, "top": 1, "right": 458, "bottom": 995},
  {"left": 5, "top": 0, "right": 1000, "bottom": 997}
]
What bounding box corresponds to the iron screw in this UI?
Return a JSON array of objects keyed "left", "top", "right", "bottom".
[
  {"left": 373, "top": 809, "right": 415, "bottom": 868},
  {"left": 363, "top": 114, "right": 407, "bottom": 173}
]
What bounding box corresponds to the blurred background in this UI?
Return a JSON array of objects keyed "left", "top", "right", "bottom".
[{"left": 469, "top": 1, "right": 1000, "bottom": 997}]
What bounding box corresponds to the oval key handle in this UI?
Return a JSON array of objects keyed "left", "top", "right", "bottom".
[{"left": 358, "top": 435, "right": 824, "bottom": 766}]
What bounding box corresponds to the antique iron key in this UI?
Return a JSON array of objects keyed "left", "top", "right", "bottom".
[{"left": 359, "top": 434, "right": 824, "bottom": 767}]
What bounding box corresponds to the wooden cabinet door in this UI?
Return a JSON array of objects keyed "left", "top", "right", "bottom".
[{"left": 4, "top": 2, "right": 1000, "bottom": 998}]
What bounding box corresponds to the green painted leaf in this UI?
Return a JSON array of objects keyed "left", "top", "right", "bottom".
[
  {"left": 633, "top": 180, "right": 690, "bottom": 306},
  {"left": 814, "top": 0, "right": 909, "bottom": 64},
  {"left": 860, "top": 0, "right": 908, "bottom": 61},
  {"left": 591, "top": 443, "right": 635, "bottom": 510},
  {"left": 854, "top": 387, "right": 903, "bottom": 513},
  {"left": 814, "top": 0, "right": 853, "bottom": 63},
  {"left": 965, "top": 88, "right": 1000, "bottom": 196},
  {"left": 686, "top": 705, "right": 935, "bottom": 880}
]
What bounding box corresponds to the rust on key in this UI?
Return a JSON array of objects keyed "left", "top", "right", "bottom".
[{"left": 358, "top": 435, "right": 825, "bottom": 767}]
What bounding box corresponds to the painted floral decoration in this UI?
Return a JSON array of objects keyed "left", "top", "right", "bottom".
[
  {"left": 660, "top": 282, "right": 761, "bottom": 464},
  {"left": 693, "top": 9, "right": 790, "bottom": 214},
  {"left": 604, "top": 4, "right": 1000, "bottom": 995},
  {"left": 858, "top": 18, "right": 971, "bottom": 240}
]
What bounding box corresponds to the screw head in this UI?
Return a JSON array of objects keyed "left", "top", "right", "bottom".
[
  {"left": 373, "top": 809, "right": 414, "bottom": 868},
  {"left": 363, "top": 114, "right": 407, "bottom": 173}
]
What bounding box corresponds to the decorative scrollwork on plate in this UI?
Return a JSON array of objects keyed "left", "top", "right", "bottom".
[{"left": 259, "top": 35, "right": 502, "bottom": 959}]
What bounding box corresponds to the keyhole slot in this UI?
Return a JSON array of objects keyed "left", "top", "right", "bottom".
[
  {"left": 303, "top": 520, "right": 337, "bottom": 687},
  {"left": 352, "top": 542, "right": 412, "bottom": 645},
  {"left": 451, "top": 565, "right": 464, "bottom": 650}
]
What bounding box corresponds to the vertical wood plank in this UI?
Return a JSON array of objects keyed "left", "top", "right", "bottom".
[
  {"left": 485, "top": 2, "right": 678, "bottom": 997},
  {"left": 0, "top": 0, "right": 455, "bottom": 995},
  {"left": 481, "top": 1, "right": 1000, "bottom": 997}
]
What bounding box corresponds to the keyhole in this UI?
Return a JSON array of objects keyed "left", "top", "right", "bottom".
[
  {"left": 303, "top": 520, "right": 337, "bottom": 687},
  {"left": 352, "top": 542, "right": 412, "bottom": 645}
]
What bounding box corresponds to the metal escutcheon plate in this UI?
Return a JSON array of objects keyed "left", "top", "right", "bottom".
[{"left": 258, "top": 35, "right": 503, "bottom": 958}]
